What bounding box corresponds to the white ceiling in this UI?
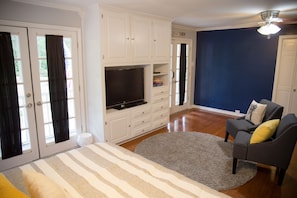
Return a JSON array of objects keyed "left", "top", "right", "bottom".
[{"left": 17, "top": 0, "right": 297, "bottom": 30}]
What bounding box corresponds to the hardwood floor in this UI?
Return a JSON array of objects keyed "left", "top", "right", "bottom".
[{"left": 120, "top": 109, "right": 297, "bottom": 198}]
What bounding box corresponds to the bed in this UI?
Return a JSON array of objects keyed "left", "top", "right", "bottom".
[{"left": 1, "top": 142, "right": 230, "bottom": 198}]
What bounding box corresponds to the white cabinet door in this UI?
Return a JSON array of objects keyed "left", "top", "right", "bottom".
[
  {"left": 105, "top": 111, "right": 131, "bottom": 143},
  {"left": 101, "top": 10, "right": 151, "bottom": 65},
  {"left": 272, "top": 35, "right": 297, "bottom": 116},
  {"left": 130, "top": 15, "right": 151, "bottom": 62},
  {"left": 101, "top": 11, "right": 130, "bottom": 64},
  {"left": 152, "top": 20, "right": 171, "bottom": 61}
]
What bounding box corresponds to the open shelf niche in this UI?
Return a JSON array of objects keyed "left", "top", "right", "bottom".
[{"left": 153, "top": 63, "right": 169, "bottom": 87}]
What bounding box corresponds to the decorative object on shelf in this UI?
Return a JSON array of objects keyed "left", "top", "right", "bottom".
[
  {"left": 77, "top": 133, "right": 93, "bottom": 147},
  {"left": 153, "top": 77, "right": 163, "bottom": 86}
]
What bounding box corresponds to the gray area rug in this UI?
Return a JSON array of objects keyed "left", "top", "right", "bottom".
[{"left": 135, "top": 132, "right": 257, "bottom": 191}]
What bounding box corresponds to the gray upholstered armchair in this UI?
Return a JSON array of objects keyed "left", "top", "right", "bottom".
[
  {"left": 225, "top": 99, "right": 283, "bottom": 142},
  {"left": 232, "top": 114, "right": 297, "bottom": 185}
]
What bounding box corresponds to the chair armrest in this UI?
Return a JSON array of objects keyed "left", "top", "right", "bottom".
[
  {"left": 236, "top": 116, "right": 246, "bottom": 120},
  {"left": 246, "top": 124, "right": 259, "bottom": 133}
]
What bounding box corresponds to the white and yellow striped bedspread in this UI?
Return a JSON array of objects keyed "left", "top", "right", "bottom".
[{"left": 2, "top": 143, "right": 230, "bottom": 198}]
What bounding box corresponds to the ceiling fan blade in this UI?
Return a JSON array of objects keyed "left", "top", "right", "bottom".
[
  {"left": 269, "top": 18, "right": 283, "bottom": 23},
  {"left": 258, "top": 21, "right": 266, "bottom": 25}
]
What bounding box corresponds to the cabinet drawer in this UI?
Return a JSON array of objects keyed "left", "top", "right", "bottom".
[
  {"left": 132, "top": 123, "right": 152, "bottom": 136},
  {"left": 131, "top": 107, "right": 151, "bottom": 118},
  {"left": 152, "top": 109, "right": 169, "bottom": 121},
  {"left": 153, "top": 117, "right": 168, "bottom": 128},
  {"left": 152, "top": 94, "right": 168, "bottom": 104},
  {"left": 152, "top": 101, "right": 168, "bottom": 112},
  {"left": 152, "top": 86, "right": 169, "bottom": 97},
  {"left": 131, "top": 115, "right": 151, "bottom": 128}
]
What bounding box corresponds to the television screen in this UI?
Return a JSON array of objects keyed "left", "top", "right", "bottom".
[{"left": 105, "top": 66, "right": 145, "bottom": 109}]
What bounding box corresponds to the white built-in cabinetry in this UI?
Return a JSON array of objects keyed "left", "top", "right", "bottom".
[
  {"left": 101, "top": 7, "right": 171, "bottom": 143},
  {"left": 152, "top": 86, "right": 170, "bottom": 128},
  {"left": 151, "top": 20, "right": 171, "bottom": 61}
]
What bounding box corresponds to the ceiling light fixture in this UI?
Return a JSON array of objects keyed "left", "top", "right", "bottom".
[
  {"left": 257, "top": 23, "right": 281, "bottom": 35},
  {"left": 257, "top": 10, "right": 282, "bottom": 38}
]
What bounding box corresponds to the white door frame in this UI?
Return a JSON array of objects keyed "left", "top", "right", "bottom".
[
  {"left": 272, "top": 34, "right": 297, "bottom": 116},
  {"left": 0, "top": 23, "right": 85, "bottom": 171},
  {"left": 0, "top": 26, "right": 40, "bottom": 171},
  {"left": 170, "top": 38, "right": 192, "bottom": 114}
]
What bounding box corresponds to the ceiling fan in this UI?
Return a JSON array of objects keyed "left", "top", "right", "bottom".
[{"left": 257, "top": 10, "right": 283, "bottom": 37}]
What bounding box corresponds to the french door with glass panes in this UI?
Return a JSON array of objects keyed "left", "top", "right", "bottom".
[
  {"left": 0, "top": 26, "right": 82, "bottom": 171},
  {"left": 170, "top": 39, "right": 191, "bottom": 114}
]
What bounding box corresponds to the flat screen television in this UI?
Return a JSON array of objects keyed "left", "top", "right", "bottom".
[{"left": 105, "top": 66, "right": 146, "bottom": 110}]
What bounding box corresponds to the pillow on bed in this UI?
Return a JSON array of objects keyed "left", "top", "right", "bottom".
[
  {"left": 0, "top": 173, "right": 29, "bottom": 198},
  {"left": 22, "top": 171, "right": 69, "bottom": 198}
]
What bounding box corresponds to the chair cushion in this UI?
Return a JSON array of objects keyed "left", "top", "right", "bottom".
[
  {"left": 226, "top": 118, "right": 257, "bottom": 137},
  {"left": 245, "top": 100, "right": 267, "bottom": 125},
  {"left": 250, "top": 119, "right": 280, "bottom": 144}
]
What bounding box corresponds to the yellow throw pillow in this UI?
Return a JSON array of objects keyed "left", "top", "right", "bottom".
[
  {"left": 0, "top": 173, "right": 29, "bottom": 198},
  {"left": 22, "top": 170, "right": 69, "bottom": 198},
  {"left": 250, "top": 119, "right": 280, "bottom": 144}
]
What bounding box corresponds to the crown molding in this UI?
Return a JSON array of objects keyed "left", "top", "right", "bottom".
[
  {"left": 172, "top": 23, "right": 197, "bottom": 31},
  {"left": 195, "top": 22, "right": 259, "bottom": 32},
  {"left": 12, "top": 0, "right": 84, "bottom": 15}
]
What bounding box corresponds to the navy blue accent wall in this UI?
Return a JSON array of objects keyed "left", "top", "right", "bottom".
[{"left": 194, "top": 24, "right": 297, "bottom": 113}]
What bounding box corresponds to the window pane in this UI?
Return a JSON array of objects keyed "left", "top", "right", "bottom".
[
  {"left": 176, "top": 57, "right": 180, "bottom": 69},
  {"left": 67, "top": 99, "right": 75, "bottom": 118},
  {"left": 39, "top": 59, "right": 48, "bottom": 80},
  {"left": 69, "top": 118, "right": 76, "bottom": 136},
  {"left": 176, "top": 44, "right": 181, "bottom": 56},
  {"left": 40, "top": 82, "right": 50, "bottom": 102},
  {"left": 15, "top": 60, "right": 23, "bottom": 83},
  {"left": 19, "top": 107, "right": 29, "bottom": 129},
  {"left": 21, "top": 129, "right": 31, "bottom": 151},
  {"left": 17, "top": 84, "right": 25, "bottom": 106},
  {"left": 175, "top": 82, "right": 179, "bottom": 94},
  {"left": 42, "top": 103, "right": 53, "bottom": 123},
  {"left": 11, "top": 35, "right": 21, "bottom": 58},
  {"left": 37, "top": 36, "right": 46, "bottom": 58},
  {"left": 67, "top": 80, "right": 74, "bottom": 98},
  {"left": 65, "top": 59, "right": 73, "bottom": 78},
  {"left": 63, "top": 38, "right": 72, "bottom": 58},
  {"left": 44, "top": 123, "right": 54, "bottom": 144},
  {"left": 175, "top": 94, "right": 179, "bottom": 105}
]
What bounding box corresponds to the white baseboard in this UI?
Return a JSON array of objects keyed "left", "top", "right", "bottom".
[{"left": 191, "top": 105, "right": 244, "bottom": 117}]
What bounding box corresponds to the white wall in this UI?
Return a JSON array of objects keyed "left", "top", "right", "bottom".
[
  {"left": 82, "top": 4, "right": 105, "bottom": 142},
  {"left": 0, "top": 1, "right": 81, "bottom": 27}
]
